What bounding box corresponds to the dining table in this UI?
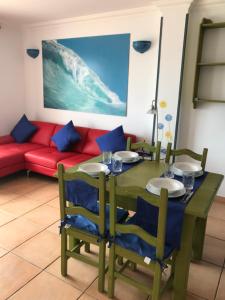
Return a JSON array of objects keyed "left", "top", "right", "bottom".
[{"left": 59, "top": 156, "right": 224, "bottom": 300}]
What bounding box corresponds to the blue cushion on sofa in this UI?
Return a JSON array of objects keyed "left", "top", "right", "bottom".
[
  {"left": 96, "top": 125, "right": 126, "bottom": 153},
  {"left": 11, "top": 114, "right": 37, "bottom": 143},
  {"left": 51, "top": 120, "right": 80, "bottom": 152}
]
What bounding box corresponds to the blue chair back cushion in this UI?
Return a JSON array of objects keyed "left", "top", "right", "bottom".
[
  {"left": 11, "top": 114, "right": 37, "bottom": 143},
  {"left": 96, "top": 125, "right": 126, "bottom": 153},
  {"left": 51, "top": 120, "right": 80, "bottom": 152}
]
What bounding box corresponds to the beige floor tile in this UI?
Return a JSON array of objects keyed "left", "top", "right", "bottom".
[
  {"left": 0, "top": 195, "right": 47, "bottom": 217},
  {"left": 0, "top": 210, "right": 15, "bottom": 226},
  {"left": 0, "top": 190, "right": 20, "bottom": 205},
  {"left": 216, "top": 269, "right": 225, "bottom": 300},
  {"left": 25, "top": 183, "right": 59, "bottom": 202},
  {"left": 13, "top": 230, "right": 60, "bottom": 269},
  {"left": 159, "top": 291, "right": 206, "bottom": 300},
  {"left": 0, "top": 217, "right": 43, "bottom": 250},
  {"left": 79, "top": 294, "right": 97, "bottom": 300},
  {"left": 202, "top": 235, "right": 225, "bottom": 266},
  {"left": 8, "top": 271, "right": 82, "bottom": 300},
  {"left": 46, "top": 256, "right": 98, "bottom": 291},
  {"left": 47, "top": 197, "right": 60, "bottom": 209},
  {"left": 0, "top": 247, "right": 8, "bottom": 258},
  {"left": 23, "top": 204, "right": 59, "bottom": 227},
  {"left": 2, "top": 176, "right": 48, "bottom": 195},
  {"left": 188, "top": 261, "right": 222, "bottom": 299},
  {"left": 206, "top": 217, "right": 225, "bottom": 240},
  {"left": 0, "top": 252, "right": 40, "bottom": 300},
  {"left": 46, "top": 221, "right": 60, "bottom": 235},
  {"left": 209, "top": 201, "right": 225, "bottom": 221},
  {"left": 86, "top": 279, "right": 148, "bottom": 300}
]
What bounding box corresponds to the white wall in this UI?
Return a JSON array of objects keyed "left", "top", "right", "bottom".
[
  {"left": 178, "top": 1, "right": 225, "bottom": 196},
  {"left": 23, "top": 8, "right": 161, "bottom": 140},
  {"left": 0, "top": 23, "right": 25, "bottom": 135}
]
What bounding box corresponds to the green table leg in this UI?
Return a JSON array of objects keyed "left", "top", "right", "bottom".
[
  {"left": 172, "top": 215, "right": 196, "bottom": 300},
  {"left": 192, "top": 217, "right": 207, "bottom": 261}
]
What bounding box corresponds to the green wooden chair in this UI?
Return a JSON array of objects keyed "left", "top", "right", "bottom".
[
  {"left": 127, "top": 137, "right": 161, "bottom": 162},
  {"left": 58, "top": 164, "right": 107, "bottom": 292},
  {"left": 165, "top": 142, "right": 208, "bottom": 170},
  {"left": 108, "top": 175, "right": 176, "bottom": 299}
]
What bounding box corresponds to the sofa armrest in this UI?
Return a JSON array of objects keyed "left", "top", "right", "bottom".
[{"left": 0, "top": 135, "right": 15, "bottom": 145}]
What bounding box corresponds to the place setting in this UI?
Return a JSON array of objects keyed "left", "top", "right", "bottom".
[
  {"left": 146, "top": 160, "right": 205, "bottom": 204},
  {"left": 77, "top": 150, "right": 142, "bottom": 177}
]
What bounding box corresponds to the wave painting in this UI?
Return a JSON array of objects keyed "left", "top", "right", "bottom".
[{"left": 42, "top": 34, "right": 130, "bottom": 116}]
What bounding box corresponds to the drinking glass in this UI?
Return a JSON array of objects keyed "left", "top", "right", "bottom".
[
  {"left": 102, "top": 151, "right": 112, "bottom": 165},
  {"left": 164, "top": 163, "right": 174, "bottom": 179},
  {"left": 112, "top": 156, "right": 123, "bottom": 173},
  {"left": 182, "top": 172, "right": 195, "bottom": 191}
]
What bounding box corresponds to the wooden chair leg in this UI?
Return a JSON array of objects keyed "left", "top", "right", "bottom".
[
  {"left": 130, "top": 262, "right": 137, "bottom": 271},
  {"left": 85, "top": 242, "right": 91, "bottom": 253},
  {"left": 117, "top": 256, "right": 123, "bottom": 266},
  {"left": 152, "top": 264, "right": 161, "bottom": 300},
  {"left": 98, "top": 241, "right": 106, "bottom": 293},
  {"left": 108, "top": 244, "right": 116, "bottom": 298},
  {"left": 61, "top": 229, "right": 67, "bottom": 277}
]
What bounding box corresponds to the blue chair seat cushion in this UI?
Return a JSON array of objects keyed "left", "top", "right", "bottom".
[
  {"left": 114, "top": 216, "right": 175, "bottom": 261},
  {"left": 64, "top": 205, "right": 128, "bottom": 237}
]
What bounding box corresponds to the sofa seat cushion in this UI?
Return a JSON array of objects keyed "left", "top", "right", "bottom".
[
  {"left": 0, "top": 149, "right": 24, "bottom": 169},
  {"left": 58, "top": 154, "right": 93, "bottom": 169},
  {"left": 0, "top": 143, "right": 45, "bottom": 154},
  {"left": 25, "top": 148, "right": 75, "bottom": 169}
]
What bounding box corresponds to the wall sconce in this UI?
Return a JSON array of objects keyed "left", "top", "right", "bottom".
[
  {"left": 133, "top": 40, "right": 151, "bottom": 53},
  {"left": 26, "top": 49, "right": 39, "bottom": 59}
]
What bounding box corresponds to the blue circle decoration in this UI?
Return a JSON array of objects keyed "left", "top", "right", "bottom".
[
  {"left": 158, "top": 123, "right": 164, "bottom": 130},
  {"left": 165, "top": 114, "right": 173, "bottom": 122}
]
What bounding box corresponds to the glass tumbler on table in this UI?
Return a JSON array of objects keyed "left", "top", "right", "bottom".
[
  {"left": 102, "top": 151, "right": 112, "bottom": 165},
  {"left": 164, "top": 163, "right": 174, "bottom": 179},
  {"left": 112, "top": 156, "right": 123, "bottom": 173},
  {"left": 182, "top": 172, "right": 195, "bottom": 192}
]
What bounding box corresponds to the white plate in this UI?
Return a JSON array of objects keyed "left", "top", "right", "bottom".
[
  {"left": 78, "top": 163, "right": 109, "bottom": 176},
  {"left": 91, "top": 168, "right": 110, "bottom": 177},
  {"left": 146, "top": 185, "right": 186, "bottom": 198},
  {"left": 123, "top": 156, "right": 141, "bottom": 164},
  {"left": 146, "top": 178, "right": 184, "bottom": 195},
  {"left": 173, "top": 162, "right": 202, "bottom": 177},
  {"left": 114, "top": 151, "right": 139, "bottom": 163}
]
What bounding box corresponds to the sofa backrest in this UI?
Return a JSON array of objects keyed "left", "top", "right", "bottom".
[
  {"left": 82, "top": 128, "right": 137, "bottom": 156},
  {"left": 29, "top": 121, "right": 56, "bottom": 146},
  {"left": 29, "top": 120, "right": 136, "bottom": 155}
]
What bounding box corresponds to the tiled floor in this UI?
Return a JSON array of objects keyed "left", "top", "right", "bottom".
[{"left": 0, "top": 172, "right": 224, "bottom": 300}]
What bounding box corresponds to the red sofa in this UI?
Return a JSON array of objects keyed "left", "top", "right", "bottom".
[{"left": 0, "top": 121, "right": 136, "bottom": 178}]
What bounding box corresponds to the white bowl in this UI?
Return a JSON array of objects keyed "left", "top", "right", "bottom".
[
  {"left": 114, "top": 151, "right": 139, "bottom": 163},
  {"left": 173, "top": 162, "right": 202, "bottom": 177},
  {"left": 146, "top": 178, "right": 184, "bottom": 195},
  {"left": 78, "top": 163, "right": 108, "bottom": 176}
]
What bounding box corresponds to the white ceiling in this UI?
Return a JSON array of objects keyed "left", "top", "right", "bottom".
[{"left": 0, "top": 0, "right": 154, "bottom": 24}]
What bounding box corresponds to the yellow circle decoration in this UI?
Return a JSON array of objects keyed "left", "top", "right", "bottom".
[
  {"left": 159, "top": 100, "right": 167, "bottom": 109},
  {"left": 165, "top": 130, "right": 173, "bottom": 140}
]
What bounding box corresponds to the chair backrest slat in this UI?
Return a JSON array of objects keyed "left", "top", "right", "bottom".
[
  {"left": 127, "top": 138, "right": 161, "bottom": 162},
  {"left": 165, "top": 142, "right": 208, "bottom": 170},
  {"left": 116, "top": 224, "right": 157, "bottom": 247},
  {"left": 65, "top": 207, "right": 100, "bottom": 225}
]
